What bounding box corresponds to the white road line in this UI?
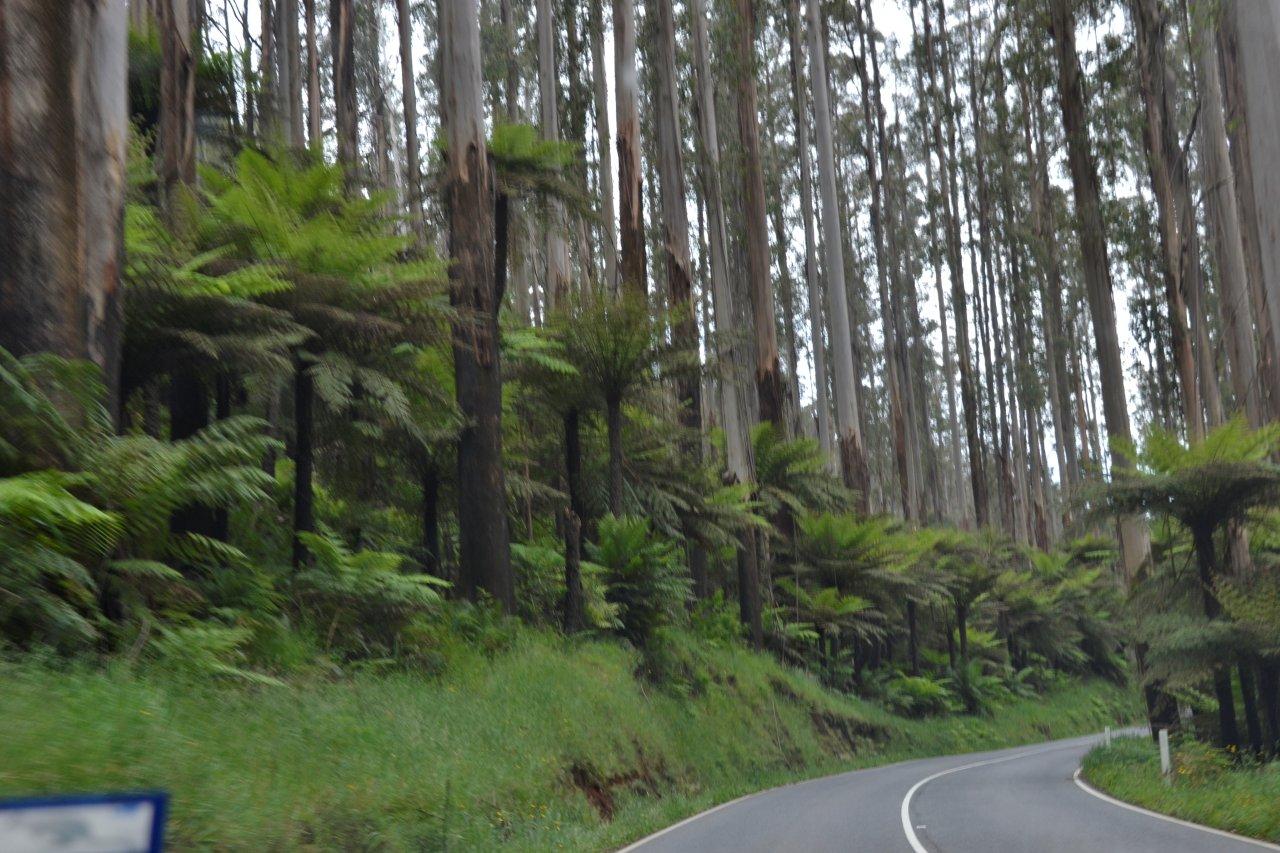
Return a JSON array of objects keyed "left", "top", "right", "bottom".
[
  {"left": 614, "top": 791, "right": 761, "bottom": 853},
  {"left": 900, "top": 741, "right": 1085, "bottom": 853},
  {"left": 1072, "top": 767, "right": 1280, "bottom": 851}
]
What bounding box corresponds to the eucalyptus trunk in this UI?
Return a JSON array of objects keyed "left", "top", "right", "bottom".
[
  {"left": 808, "top": 0, "right": 869, "bottom": 511},
  {"left": 1049, "top": 0, "right": 1152, "bottom": 582},
  {"left": 787, "top": 0, "right": 833, "bottom": 462},
  {"left": 0, "top": 0, "right": 128, "bottom": 420}
]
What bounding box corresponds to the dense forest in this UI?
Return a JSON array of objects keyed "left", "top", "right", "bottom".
[{"left": 3, "top": 0, "right": 1280, "bottom": 812}]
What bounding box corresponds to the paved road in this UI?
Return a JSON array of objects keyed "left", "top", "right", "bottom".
[{"left": 623, "top": 732, "right": 1276, "bottom": 852}]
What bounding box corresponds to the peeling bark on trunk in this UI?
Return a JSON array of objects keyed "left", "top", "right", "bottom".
[
  {"left": 442, "top": 0, "right": 514, "bottom": 611},
  {"left": 0, "top": 0, "right": 127, "bottom": 421},
  {"left": 304, "top": 0, "right": 320, "bottom": 146}
]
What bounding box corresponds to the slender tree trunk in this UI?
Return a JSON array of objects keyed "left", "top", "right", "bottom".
[
  {"left": 933, "top": 0, "right": 987, "bottom": 526},
  {"left": 304, "top": 0, "right": 320, "bottom": 147},
  {"left": 1048, "top": 0, "right": 1152, "bottom": 582},
  {"left": 330, "top": 0, "right": 357, "bottom": 169},
  {"left": 788, "top": 0, "right": 833, "bottom": 462},
  {"left": 808, "top": 0, "right": 869, "bottom": 511},
  {"left": 588, "top": 0, "right": 618, "bottom": 295},
  {"left": 395, "top": 0, "right": 426, "bottom": 243},
  {"left": 0, "top": 0, "right": 128, "bottom": 422},
  {"left": 442, "top": 0, "right": 514, "bottom": 611},
  {"left": 562, "top": 408, "right": 584, "bottom": 631},
  {"left": 606, "top": 394, "right": 624, "bottom": 516},
  {"left": 1131, "top": 0, "right": 1204, "bottom": 441},
  {"left": 613, "top": 0, "right": 645, "bottom": 297}
]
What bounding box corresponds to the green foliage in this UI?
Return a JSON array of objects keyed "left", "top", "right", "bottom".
[
  {"left": 0, "top": 349, "right": 278, "bottom": 653},
  {"left": 588, "top": 516, "right": 690, "bottom": 647},
  {"left": 884, "top": 674, "right": 960, "bottom": 717},
  {"left": 294, "top": 528, "right": 448, "bottom": 658},
  {"left": 1084, "top": 737, "right": 1280, "bottom": 843}
]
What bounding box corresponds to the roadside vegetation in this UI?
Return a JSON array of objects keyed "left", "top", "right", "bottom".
[
  {"left": 1, "top": 634, "right": 1139, "bottom": 850},
  {"left": 5, "top": 1, "right": 1280, "bottom": 850},
  {"left": 1082, "top": 736, "right": 1280, "bottom": 845}
]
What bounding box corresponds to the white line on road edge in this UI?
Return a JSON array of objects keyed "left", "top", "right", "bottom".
[
  {"left": 614, "top": 791, "right": 760, "bottom": 853},
  {"left": 899, "top": 741, "right": 1077, "bottom": 853},
  {"left": 1072, "top": 767, "right": 1280, "bottom": 851}
]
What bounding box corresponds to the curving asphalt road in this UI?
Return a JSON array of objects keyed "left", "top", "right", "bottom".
[{"left": 622, "top": 732, "right": 1278, "bottom": 852}]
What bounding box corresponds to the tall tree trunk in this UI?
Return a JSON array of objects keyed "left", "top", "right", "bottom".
[
  {"left": 304, "top": 0, "right": 320, "bottom": 146},
  {"left": 537, "top": 0, "right": 570, "bottom": 310},
  {"left": 933, "top": 0, "right": 987, "bottom": 527},
  {"left": 1217, "top": 6, "right": 1280, "bottom": 420},
  {"left": 588, "top": 0, "right": 618, "bottom": 295},
  {"left": 1048, "top": 0, "right": 1152, "bottom": 582},
  {"left": 330, "top": 0, "right": 357, "bottom": 169},
  {"left": 442, "top": 0, "right": 514, "bottom": 611},
  {"left": 395, "top": 0, "right": 426, "bottom": 243},
  {"left": 654, "top": 0, "right": 708, "bottom": 595},
  {"left": 735, "top": 0, "right": 785, "bottom": 432},
  {"left": 613, "top": 0, "right": 645, "bottom": 297},
  {"left": 808, "top": 0, "right": 869, "bottom": 511},
  {"left": 0, "top": 0, "right": 128, "bottom": 421},
  {"left": 788, "top": 0, "right": 833, "bottom": 462}
]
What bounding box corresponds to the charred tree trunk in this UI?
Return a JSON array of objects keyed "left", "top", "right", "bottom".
[
  {"left": 442, "top": 0, "right": 514, "bottom": 611},
  {"left": 736, "top": 0, "right": 786, "bottom": 432}
]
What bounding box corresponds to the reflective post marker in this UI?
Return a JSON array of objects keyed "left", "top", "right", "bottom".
[{"left": 1158, "top": 728, "right": 1171, "bottom": 782}]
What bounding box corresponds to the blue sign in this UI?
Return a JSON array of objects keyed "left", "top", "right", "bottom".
[{"left": 0, "top": 792, "right": 167, "bottom": 852}]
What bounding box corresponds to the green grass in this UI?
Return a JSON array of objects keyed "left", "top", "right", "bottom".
[
  {"left": 1082, "top": 736, "right": 1280, "bottom": 844},
  {"left": 1, "top": 633, "right": 1141, "bottom": 851}
]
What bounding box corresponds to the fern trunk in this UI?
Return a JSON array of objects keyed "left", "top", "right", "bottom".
[
  {"left": 292, "top": 355, "right": 315, "bottom": 569},
  {"left": 1191, "top": 524, "right": 1241, "bottom": 749}
]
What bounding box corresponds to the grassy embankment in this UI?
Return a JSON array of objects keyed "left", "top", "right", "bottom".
[
  {"left": 1082, "top": 736, "right": 1280, "bottom": 844},
  {"left": 3, "top": 632, "right": 1140, "bottom": 851}
]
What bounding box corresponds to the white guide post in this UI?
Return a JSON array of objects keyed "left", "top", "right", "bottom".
[{"left": 1158, "top": 728, "right": 1172, "bottom": 782}]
